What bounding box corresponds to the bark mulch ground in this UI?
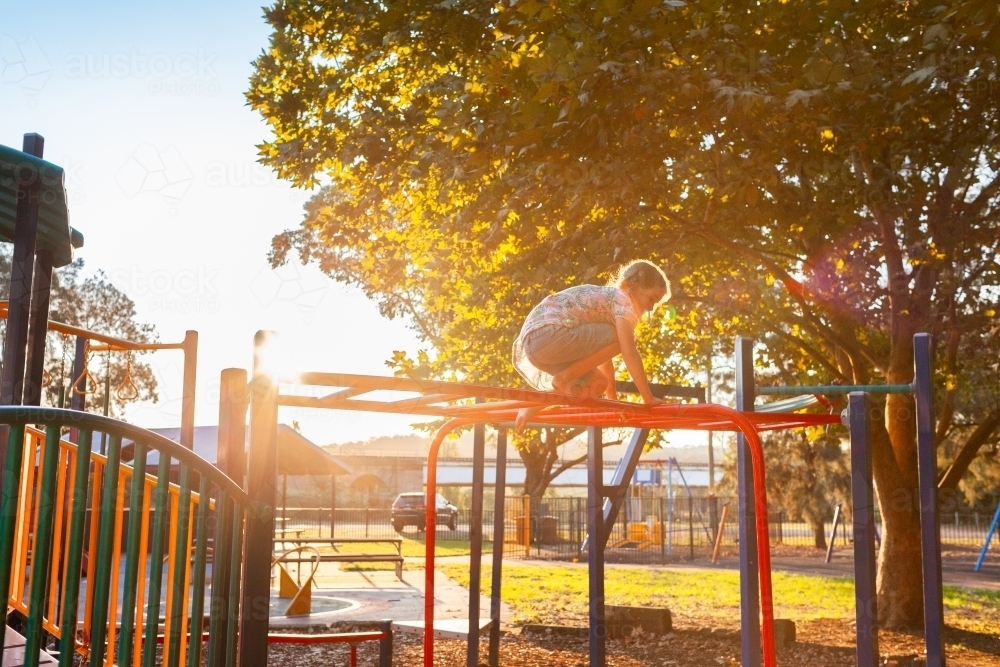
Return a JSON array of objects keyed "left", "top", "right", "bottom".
[{"left": 265, "top": 617, "right": 1000, "bottom": 667}]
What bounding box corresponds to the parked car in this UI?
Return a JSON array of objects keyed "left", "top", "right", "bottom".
[{"left": 391, "top": 492, "right": 458, "bottom": 531}]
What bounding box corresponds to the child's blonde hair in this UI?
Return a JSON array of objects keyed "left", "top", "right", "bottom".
[{"left": 609, "top": 259, "right": 671, "bottom": 302}]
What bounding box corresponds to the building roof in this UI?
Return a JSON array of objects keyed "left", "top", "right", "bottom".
[
  {"left": 0, "top": 143, "right": 84, "bottom": 267},
  {"left": 119, "top": 424, "right": 351, "bottom": 477}
]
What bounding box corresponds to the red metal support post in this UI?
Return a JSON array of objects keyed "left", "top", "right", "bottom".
[{"left": 424, "top": 418, "right": 473, "bottom": 667}]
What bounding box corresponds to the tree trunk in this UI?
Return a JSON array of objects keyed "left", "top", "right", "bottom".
[
  {"left": 522, "top": 464, "right": 548, "bottom": 525},
  {"left": 872, "top": 359, "right": 926, "bottom": 630},
  {"left": 811, "top": 516, "right": 827, "bottom": 550}
]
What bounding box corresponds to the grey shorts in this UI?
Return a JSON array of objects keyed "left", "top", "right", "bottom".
[{"left": 523, "top": 323, "right": 618, "bottom": 377}]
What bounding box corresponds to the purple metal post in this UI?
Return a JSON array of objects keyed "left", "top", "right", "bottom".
[
  {"left": 587, "top": 426, "right": 606, "bottom": 667},
  {"left": 914, "top": 333, "right": 945, "bottom": 667},
  {"left": 488, "top": 426, "right": 507, "bottom": 667},
  {"left": 735, "top": 336, "right": 761, "bottom": 667},
  {"left": 467, "top": 417, "right": 485, "bottom": 667},
  {"left": 849, "top": 392, "right": 878, "bottom": 667}
]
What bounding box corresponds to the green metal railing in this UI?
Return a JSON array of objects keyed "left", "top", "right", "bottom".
[{"left": 0, "top": 407, "right": 249, "bottom": 667}]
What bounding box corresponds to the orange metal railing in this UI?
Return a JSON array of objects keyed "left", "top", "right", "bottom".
[{"left": 6, "top": 425, "right": 208, "bottom": 666}]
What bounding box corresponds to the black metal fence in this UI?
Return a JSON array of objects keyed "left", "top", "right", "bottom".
[{"left": 273, "top": 498, "right": 1000, "bottom": 563}]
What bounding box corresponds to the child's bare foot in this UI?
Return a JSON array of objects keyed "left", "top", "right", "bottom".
[{"left": 515, "top": 407, "right": 542, "bottom": 434}]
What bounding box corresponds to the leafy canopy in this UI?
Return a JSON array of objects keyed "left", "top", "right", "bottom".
[{"left": 250, "top": 0, "right": 999, "bottom": 623}]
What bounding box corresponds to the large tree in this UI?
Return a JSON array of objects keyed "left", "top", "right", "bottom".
[{"left": 249, "top": 0, "right": 1000, "bottom": 627}]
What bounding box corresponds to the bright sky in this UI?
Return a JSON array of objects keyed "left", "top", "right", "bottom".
[{"left": 0, "top": 1, "right": 430, "bottom": 444}]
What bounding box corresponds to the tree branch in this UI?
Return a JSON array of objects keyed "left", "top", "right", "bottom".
[
  {"left": 543, "top": 432, "right": 623, "bottom": 486},
  {"left": 937, "top": 408, "right": 1000, "bottom": 493},
  {"left": 659, "top": 209, "right": 882, "bottom": 372},
  {"left": 770, "top": 327, "right": 848, "bottom": 381}
]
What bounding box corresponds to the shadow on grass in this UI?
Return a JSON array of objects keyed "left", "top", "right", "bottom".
[{"left": 943, "top": 625, "right": 1000, "bottom": 657}]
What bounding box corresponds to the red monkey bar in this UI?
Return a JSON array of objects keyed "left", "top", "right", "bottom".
[{"left": 264, "top": 370, "right": 840, "bottom": 667}]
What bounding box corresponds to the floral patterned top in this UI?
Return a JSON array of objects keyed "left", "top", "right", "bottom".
[{"left": 512, "top": 285, "right": 639, "bottom": 390}]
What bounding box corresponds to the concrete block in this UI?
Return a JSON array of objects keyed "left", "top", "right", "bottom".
[
  {"left": 606, "top": 605, "right": 672, "bottom": 638},
  {"left": 773, "top": 619, "right": 796, "bottom": 648}
]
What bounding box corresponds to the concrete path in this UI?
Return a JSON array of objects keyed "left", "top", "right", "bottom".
[{"left": 268, "top": 563, "right": 513, "bottom": 628}]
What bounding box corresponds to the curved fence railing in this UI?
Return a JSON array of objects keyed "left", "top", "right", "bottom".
[{"left": 0, "top": 407, "right": 249, "bottom": 667}]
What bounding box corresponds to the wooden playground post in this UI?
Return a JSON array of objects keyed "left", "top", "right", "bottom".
[
  {"left": 22, "top": 247, "right": 53, "bottom": 407},
  {"left": 215, "top": 367, "right": 248, "bottom": 660},
  {"left": 180, "top": 330, "right": 198, "bottom": 450},
  {"left": 240, "top": 332, "right": 278, "bottom": 667}
]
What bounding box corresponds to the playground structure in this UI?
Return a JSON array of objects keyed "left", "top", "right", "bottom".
[
  {"left": 0, "top": 132, "right": 952, "bottom": 667},
  {"left": 228, "top": 329, "right": 945, "bottom": 667},
  {"left": 0, "top": 408, "right": 249, "bottom": 667},
  {"left": 0, "top": 299, "right": 199, "bottom": 449},
  {"left": 272, "top": 546, "right": 322, "bottom": 616}
]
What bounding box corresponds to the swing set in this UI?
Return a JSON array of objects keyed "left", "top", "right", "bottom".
[{"left": 0, "top": 299, "right": 198, "bottom": 448}]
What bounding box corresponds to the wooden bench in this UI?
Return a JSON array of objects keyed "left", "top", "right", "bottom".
[{"left": 273, "top": 538, "right": 405, "bottom": 580}]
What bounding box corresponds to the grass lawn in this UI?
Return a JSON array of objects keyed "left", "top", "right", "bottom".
[{"left": 440, "top": 562, "right": 1000, "bottom": 634}]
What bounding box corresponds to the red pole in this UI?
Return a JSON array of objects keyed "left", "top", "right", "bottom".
[
  {"left": 424, "top": 418, "right": 472, "bottom": 667},
  {"left": 721, "top": 407, "right": 776, "bottom": 667}
]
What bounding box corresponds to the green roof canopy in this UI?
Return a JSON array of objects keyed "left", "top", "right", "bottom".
[{"left": 0, "top": 143, "right": 84, "bottom": 267}]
